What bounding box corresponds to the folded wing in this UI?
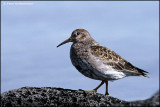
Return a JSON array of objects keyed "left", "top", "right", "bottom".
[{"left": 90, "top": 46, "right": 148, "bottom": 77}]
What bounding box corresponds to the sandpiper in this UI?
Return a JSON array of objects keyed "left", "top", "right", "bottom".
[{"left": 57, "top": 29, "right": 148, "bottom": 95}]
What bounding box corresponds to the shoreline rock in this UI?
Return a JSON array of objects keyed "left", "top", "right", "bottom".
[{"left": 1, "top": 87, "right": 159, "bottom": 107}]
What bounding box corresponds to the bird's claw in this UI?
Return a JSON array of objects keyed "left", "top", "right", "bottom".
[{"left": 85, "top": 89, "right": 97, "bottom": 93}]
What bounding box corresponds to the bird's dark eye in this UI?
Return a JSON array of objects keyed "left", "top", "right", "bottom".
[
  {"left": 72, "top": 32, "right": 81, "bottom": 37},
  {"left": 77, "top": 32, "right": 80, "bottom": 35}
]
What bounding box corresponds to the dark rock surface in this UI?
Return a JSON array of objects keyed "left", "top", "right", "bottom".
[{"left": 1, "top": 87, "right": 159, "bottom": 107}]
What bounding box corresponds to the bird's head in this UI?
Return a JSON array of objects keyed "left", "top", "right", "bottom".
[{"left": 57, "top": 29, "right": 93, "bottom": 47}]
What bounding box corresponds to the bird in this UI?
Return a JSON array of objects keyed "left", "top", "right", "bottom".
[{"left": 57, "top": 29, "right": 149, "bottom": 95}]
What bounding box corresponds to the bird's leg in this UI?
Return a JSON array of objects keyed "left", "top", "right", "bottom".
[
  {"left": 85, "top": 81, "right": 104, "bottom": 93},
  {"left": 105, "top": 81, "right": 109, "bottom": 96},
  {"left": 93, "top": 81, "right": 105, "bottom": 92}
]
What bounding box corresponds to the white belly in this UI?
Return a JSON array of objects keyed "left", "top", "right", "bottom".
[{"left": 72, "top": 58, "right": 126, "bottom": 81}]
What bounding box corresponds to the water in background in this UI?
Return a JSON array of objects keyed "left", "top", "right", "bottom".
[{"left": 2, "top": 1, "right": 159, "bottom": 101}]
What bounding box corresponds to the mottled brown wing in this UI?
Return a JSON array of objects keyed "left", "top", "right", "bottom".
[{"left": 90, "top": 46, "right": 148, "bottom": 76}]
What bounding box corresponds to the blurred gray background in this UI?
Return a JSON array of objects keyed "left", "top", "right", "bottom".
[{"left": 1, "top": 1, "right": 159, "bottom": 101}]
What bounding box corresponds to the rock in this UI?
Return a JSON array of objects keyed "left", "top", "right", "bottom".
[
  {"left": 128, "top": 91, "right": 159, "bottom": 107},
  {"left": 1, "top": 87, "right": 159, "bottom": 107}
]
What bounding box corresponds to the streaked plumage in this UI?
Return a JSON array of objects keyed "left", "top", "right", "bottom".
[{"left": 57, "top": 29, "right": 149, "bottom": 95}]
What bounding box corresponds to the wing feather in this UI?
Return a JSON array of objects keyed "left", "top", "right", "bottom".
[{"left": 90, "top": 46, "right": 148, "bottom": 77}]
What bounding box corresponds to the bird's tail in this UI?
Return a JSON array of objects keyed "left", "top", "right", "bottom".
[{"left": 136, "top": 67, "right": 149, "bottom": 78}]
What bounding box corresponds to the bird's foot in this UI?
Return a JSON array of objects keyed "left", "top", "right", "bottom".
[
  {"left": 105, "top": 92, "right": 109, "bottom": 96},
  {"left": 85, "top": 89, "right": 97, "bottom": 93}
]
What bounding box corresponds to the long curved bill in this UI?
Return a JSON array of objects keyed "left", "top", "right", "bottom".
[{"left": 57, "top": 37, "right": 72, "bottom": 47}]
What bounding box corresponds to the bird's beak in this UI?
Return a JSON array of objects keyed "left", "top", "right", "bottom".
[{"left": 57, "top": 37, "right": 72, "bottom": 47}]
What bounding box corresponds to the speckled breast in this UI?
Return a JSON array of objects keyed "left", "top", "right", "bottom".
[{"left": 70, "top": 43, "right": 108, "bottom": 81}]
